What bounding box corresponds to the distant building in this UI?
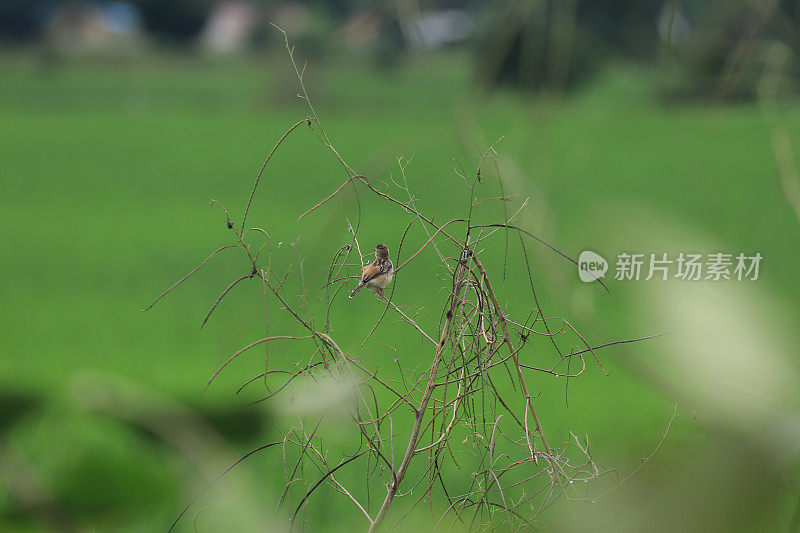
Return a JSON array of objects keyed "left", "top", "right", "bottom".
[
  {"left": 43, "top": 1, "right": 143, "bottom": 54},
  {"left": 199, "top": 2, "right": 259, "bottom": 56}
]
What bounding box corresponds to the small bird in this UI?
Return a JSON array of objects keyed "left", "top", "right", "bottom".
[{"left": 350, "top": 243, "right": 394, "bottom": 298}]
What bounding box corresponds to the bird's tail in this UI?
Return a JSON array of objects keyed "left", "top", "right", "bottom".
[{"left": 349, "top": 283, "right": 366, "bottom": 298}]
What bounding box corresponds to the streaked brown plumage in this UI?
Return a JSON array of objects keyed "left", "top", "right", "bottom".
[{"left": 350, "top": 243, "right": 393, "bottom": 298}]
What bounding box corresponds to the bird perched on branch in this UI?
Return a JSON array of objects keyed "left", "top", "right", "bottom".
[{"left": 350, "top": 243, "right": 393, "bottom": 298}]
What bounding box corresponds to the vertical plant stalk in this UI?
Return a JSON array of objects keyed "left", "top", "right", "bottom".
[
  {"left": 369, "top": 257, "right": 470, "bottom": 531},
  {"left": 150, "top": 29, "right": 676, "bottom": 531}
]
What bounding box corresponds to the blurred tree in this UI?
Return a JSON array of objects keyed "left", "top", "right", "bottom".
[
  {"left": 474, "top": 0, "right": 800, "bottom": 99},
  {"left": 131, "top": 0, "right": 213, "bottom": 42},
  {"left": 475, "top": 0, "right": 663, "bottom": 92},
  {"left": 0, "top": 0, "right": 41, "bottom": 41},
  {"left": 665, "top": 0, "right": 800, "bottom": 100}
]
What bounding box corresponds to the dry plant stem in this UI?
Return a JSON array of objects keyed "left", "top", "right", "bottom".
[
  {"left": 200, "top": 273, "right": 254, "bottom": 329},
  {"left": 472, "top": 256, "right": 551, "bottom": 457},
  {"left": 154, "top": 30, "right": 677, "bottom": 531},
  {"left": 369, "top": 259, "right": 471, "bottom": 532},
  {"left": 473, "top": 255, "right": 581, "bottom": 508},
  {"left": 168, "top": 441, "right": 283, "bottom": 533},
  {"left": 241, "top": 119, "right": 310, "bottom": 234},
  {"left": 381, "top": 298, "right": 437, "bottom": 346},
  {"left": 595, "top": 404, "right": 680, "bottom": 500},
  {"left": 290, "top": 452, "right": 367, "bottom": 526},
  {"left": 140, "top": 244, "right": 239, "bottom": 311},
  {"left": 202, "top": 335, "right": 313, "bottom": 393},
  {"left": 471, "top": 223, "right": 609, "bottom": 293}
]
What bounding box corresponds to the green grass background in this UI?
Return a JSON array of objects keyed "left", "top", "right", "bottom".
[{"left": 1, "top": 50, "right": 800, "bottom": 531}]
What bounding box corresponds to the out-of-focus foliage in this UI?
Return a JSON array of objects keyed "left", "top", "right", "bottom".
[
  {"left": 133, "top": 0, "right": 214, "bottom": 42},
  {"left": 665, "top": 1, "right": 800, "bottom": 100},
  {"left": 5, "top": 1, "right": 800, "bottom": 99},
  {"left": 474, "top": 0, "right": 800, "bottom": 98},
  {"left": 474, "top": 0, "right": 663, "bottom": 91},
  {"left": 0, "top": 0, "right": 41, "bottom": 41}
]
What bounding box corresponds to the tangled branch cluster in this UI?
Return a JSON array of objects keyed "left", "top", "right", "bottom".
[{"left": 148, "top": 30, "right": 673, "bottom": 532}]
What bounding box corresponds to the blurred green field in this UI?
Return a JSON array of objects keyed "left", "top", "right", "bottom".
[{"left": 2, "top": 49, "right": 800, "bottom": 531}]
